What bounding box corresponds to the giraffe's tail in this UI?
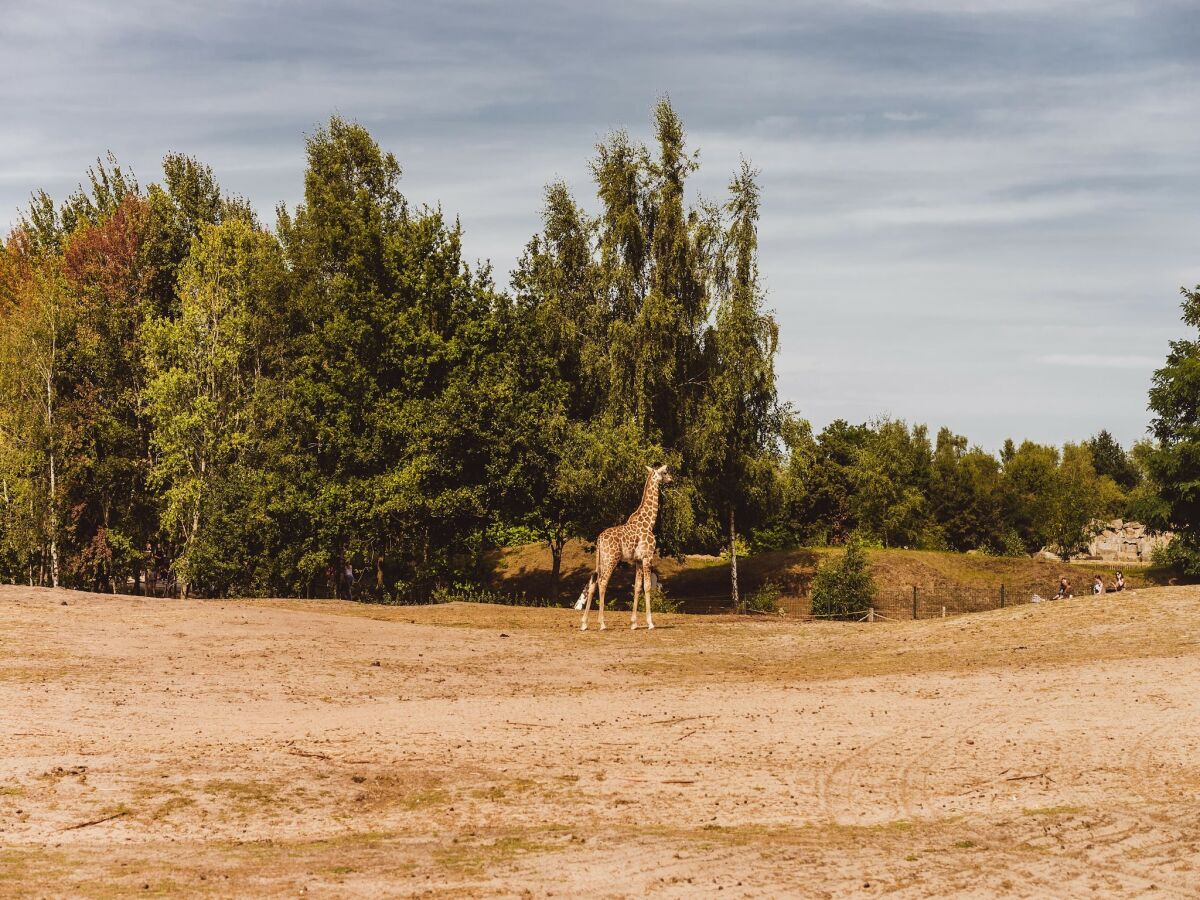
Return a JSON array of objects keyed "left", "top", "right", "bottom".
[{"left": 574, "top": 574, "right": 596, "bottom": 611}]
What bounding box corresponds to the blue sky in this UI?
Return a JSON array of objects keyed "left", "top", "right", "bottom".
[{"left": 3, "top": 0, "right": 1197, "bottom": 450}]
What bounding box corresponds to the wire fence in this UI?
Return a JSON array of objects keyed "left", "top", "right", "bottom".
[{"left": 784, "top": 582, "right": 1126, "bottom": 622}]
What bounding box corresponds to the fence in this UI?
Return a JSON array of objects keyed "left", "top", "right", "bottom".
[
  {"left": 796, "top": 582, "right": 1089, "bottom": 622},
  {"left": 871, "top": 583, "right": 1015, "bottom": 621}
]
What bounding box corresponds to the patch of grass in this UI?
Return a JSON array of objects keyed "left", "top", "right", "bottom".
[
  {"left": 0, "top": 664, "right": 76, "bottom": 683},
  {"left": 0, "top": 785, "right": 25, "bottom": 796},
  {"left": 150, "top": 796, "right": 196, "bottom": 820},
  {"left": 1023, "top": 805, "right": 1083, "bottom": 817},
  {"left": 469, "top": 778, "right": 538, "bottom": 802},
  {"left": 399, "top": 789, "right": 450, "bottom": 810},
  {"left": 203, "top": 778, "right": 279, "bottom": 811},
  {"left": 0, "top": 848, "right": 70, "bottom": 884},
  {"left": 434, "top": 833, "right": 564, "bottom": 875}
]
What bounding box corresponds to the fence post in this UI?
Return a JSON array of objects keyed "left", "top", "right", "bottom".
[
  {"left": 941, "top": 605, "right": 946, "bottom": 618},
  {"left": 912, "top": 586, "right": 918, "bottom": 620},
  {"left": 868, "top": 607, "right": 875, "bottom": 623},
  {"left": 1000, "top": 584, "right": 1006, "bottom": 608}
]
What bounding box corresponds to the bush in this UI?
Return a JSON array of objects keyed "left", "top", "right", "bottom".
[
  {"left": 484, "top": 523, "right": 544, "bottom": 548},
  {"left": 648, "top": 587, "right": 681, "bottom": 614},
  {"left": 430, "top": 582, "right": 564, "bottom": 608},
  {"left": 1154, "top": 537, "right": 1200, "bottom": 577},
  {"left": 810, "top": 537, "right": 876, "bottom": 620},
  {"left": 740, "top": 579, "right": 783, "bottom": 615}
]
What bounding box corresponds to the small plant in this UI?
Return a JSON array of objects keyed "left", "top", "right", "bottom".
[
  {"left": 809, "top": 536, "right": 876, "bottom": 620},
  {"left": 430, "top": 582, "right": 565, "bottom": 608},
  {"left": 648, "top": 587, "right": 680, "bottom": 614},
  {"left": 739, "top": 579, "right": 782, "bottom": 615}
]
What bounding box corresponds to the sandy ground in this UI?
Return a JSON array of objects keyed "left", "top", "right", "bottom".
[{"left": 3, "top": 585, "right": 1200, "bottom": 898}]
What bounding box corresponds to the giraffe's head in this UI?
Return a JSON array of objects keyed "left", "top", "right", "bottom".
[{"left": 645, "top": 464, "right": 673, "bottom": 486}]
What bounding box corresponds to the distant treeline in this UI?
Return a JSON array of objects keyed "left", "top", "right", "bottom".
[{"left": 1, "top": 101, "right": 1196, "bottom": 599}]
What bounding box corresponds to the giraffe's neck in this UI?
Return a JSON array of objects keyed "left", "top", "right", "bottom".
[{"left": 627, "top": 473, "right": 660, "bottom": 527}]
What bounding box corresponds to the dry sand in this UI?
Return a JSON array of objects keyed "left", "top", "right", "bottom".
[{"left": 3, "top": 584, "right": 1200, "bottom": 897}]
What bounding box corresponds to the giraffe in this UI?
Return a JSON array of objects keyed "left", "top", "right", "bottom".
[{"left": 579, "top": 464, "right": 672, "bottom": 631}]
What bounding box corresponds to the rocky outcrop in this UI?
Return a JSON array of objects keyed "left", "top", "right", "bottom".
[
  {"left": 1086, "top": 519, "right": 1172, "bottom": 562},
  {"left": 1039, "top": 520, "right": 1173, "bottom": 563}
]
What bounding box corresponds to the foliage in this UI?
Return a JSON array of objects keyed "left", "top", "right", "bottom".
[
  {"left": 430, "top": 582, "right": 566, "bottom": 608},
  {"left": 1147, "top": 284, "right": 1200, "bottom": 576},
  {"left": 1086, "top": 430, "right": 1141, "bottom": 491},
  {"left": 1041, "top": 444, "right": 1122, "bottom": 561},
  {"left": 739, "top": 578, "right": 782, "bottom": 615},
  {"left": 0, "top": 107, "right": 1179, "bottom": 599},
  {"left": 810, "top": 537, "right": 876, "bottom": 619}
]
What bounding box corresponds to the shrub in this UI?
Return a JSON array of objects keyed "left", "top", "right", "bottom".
[
  {"left": 430, "top": 582, "right": 564, "bottom": 608},
  {"left": 1154, "top": 537, "right": 1200, "bottom": 577},
  {"left": 810, "top": 537, "right": 876, "bottom": 619},
  {"left": 648, "top": 587, "right": 680, "bottom": 614},
  {"left": 740, "top": 579, "right": 783, "bottom": 615}
]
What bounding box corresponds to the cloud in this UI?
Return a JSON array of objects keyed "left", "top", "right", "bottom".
[
  {"left": 1, "top": 0, "right": 1196, "bottom": 450},
  {"left": 1040, "top": 354, "right": 1162, "bottom": 369}
]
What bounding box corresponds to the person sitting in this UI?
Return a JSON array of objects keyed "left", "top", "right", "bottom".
[
  {"left": 1115, "top": 571, "right": 1125, "bottom": 591},
  {"left": 1054, "top": 576, "right": 1072, "bottom": 600},
  {"left": 1092, "top": 575, "right": 1104, "bottom": 595}
]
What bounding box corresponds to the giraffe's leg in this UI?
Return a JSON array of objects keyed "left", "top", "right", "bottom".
[
  {"left": 579, "top": 574, "right": 595, "bottom": 630},
  {"left": 631, "top": 566, "right": 642, "bottom": 629},
  {"left": 597, "top": 574, "right": 609, "bottom": 631},
  {"left": 642, "top": 558, "right": 655, "bottom": 630}
]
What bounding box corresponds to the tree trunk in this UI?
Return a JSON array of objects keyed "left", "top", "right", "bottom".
[
  {"left": 47, "top": 447, "right": 59, "bottom": 588},
  {"left": 550, "top": 534, "right": 565, "bottom": 602},
  {"left": 729, "top": 507, "right": 739, "bottom": 612}
]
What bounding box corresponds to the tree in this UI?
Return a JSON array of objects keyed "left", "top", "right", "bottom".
[
  {"left": 850, "top": 419, "right": 931, "bottom": 549},
  {"left": 1002, "top": 439, "right": 1060, "bottom": 553},
  {"left": 1085, "top": 430, "right": 1140, "bottom": 491},
  {"left": 693, "top": 160, "right": 780, "bottom": 606},
  {"left": 1147, "top": 285, "right": 1200, "bottom": 574},
  {"left": 270, "top": 117, "right": 504, "bottom": 596},
  {"left": 1043, "top": 444, "right": 1121, "bottom": 561},
  {"left": 142, "top": 218, "right": 284, "bottom": 596},
  {"left": 57, "top": 196, "right": 157, "bottom": 591},
  {"left": 928, "top": 428, "right": 1010, "bottom": 553},
  {"left": 0, "top": 236, "right": 70, "bottom": 586}
]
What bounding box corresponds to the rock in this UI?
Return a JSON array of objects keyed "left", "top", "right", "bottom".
[{"left": 1039, "top": 520, "right": 1173, "bottom": 563}]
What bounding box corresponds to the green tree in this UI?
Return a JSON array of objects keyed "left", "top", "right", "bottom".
[
  {"left": 501, "top": 181, "right": 671, "bottom": 596},
  {"left": 1043, "top": 444, "right": 1121, "bottom": 561},
  {"left": 142, "top": 218, "right": 285, "bottom": 596},
  {"left": 693, "top": 160, "right": 780, "bottom": 605},
  {"left": 1002, "top": 439, "right": 1059, "bottom": 552},
  {"left": 270, "top": 117, "right": 504, "bottom": 596},
  {"left": 1085, "top": 429, "right": 1140, "bottom": 491},
  {"left": 810, "top": 536, "right": 876, "bottom": 619},
  {"left": 1147, "top": 285, "right": 1200, "bottom": 574},
  {"left": 0, "top": 238, "right": 70, "bottom": 586},
  {"left": 850, "top": 420, "right": 931, "bottom": 549},
  {"left": 928, "top": 428, "right": 1010, "bottom": 552}
]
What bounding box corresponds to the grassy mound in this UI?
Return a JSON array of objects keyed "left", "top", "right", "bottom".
[{"left": 485, "top": 540, "right": 1176, "bottom": 617}]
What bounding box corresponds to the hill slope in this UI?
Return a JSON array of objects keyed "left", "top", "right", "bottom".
[{"left": 487, "top": 540, "right": 1173, "bottom": 615}]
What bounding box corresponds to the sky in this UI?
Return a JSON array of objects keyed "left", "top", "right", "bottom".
[{"left": 2, "top": 0, "right": 1197, "bottom": 451}]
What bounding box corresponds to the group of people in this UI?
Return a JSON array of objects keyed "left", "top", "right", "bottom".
[{"left": 1053, "top": 571, "right": 1125, "bottom": 600}]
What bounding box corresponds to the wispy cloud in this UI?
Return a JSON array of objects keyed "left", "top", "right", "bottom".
[{"left": 1040, "top": 354, "right": 1162, "bottom": 369}]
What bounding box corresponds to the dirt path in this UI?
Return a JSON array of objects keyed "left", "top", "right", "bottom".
[{"left": 3, "top": 585, "right": 1200, "bottom": 897}]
